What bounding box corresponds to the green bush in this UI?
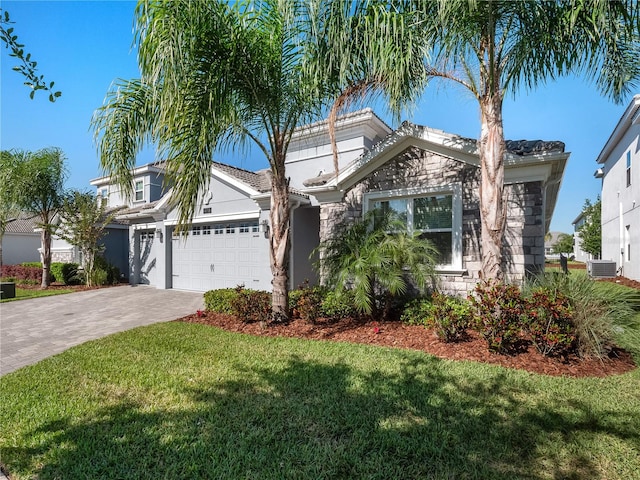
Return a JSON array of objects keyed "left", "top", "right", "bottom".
[
  {"left": 61, "top": 263, "right": 83, "bottom": 285},
  {"left": 320, "top": 289, "right": 359, "bottom": 320},
  {"left": 204, "top": 288, "right": 238, "bottom": 314},
  {"left": 50, "top": 262, "right": 65, "bottom": 283},
  {"left": 20, "top": 262, "right": 41, "bottom": 268},
  {"left": 93, "top": 256, "right": 120, "bottom": 285},
  {"left": 469, "top": 280, "right": 525, "bottom": 354},
  {"left": 401, "top": 297, "right": 434, "bottom": 326},
  {"left": 19, "top": 262, "right": 56, "bottom": 283},
  {"left": 90, "top": 268, "right": 109, "bottom": 287},
  {"left": 428, "top": 293, "right": 472, "bottom": 343},
  {"left": 231, "top": 286, "right": 272, "bottom": 323}
]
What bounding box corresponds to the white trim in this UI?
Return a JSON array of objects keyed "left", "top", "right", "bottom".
[
  {"left": 210, "top": 165, "right": 261, "bottom": 196},
  {"left": 362, "top": 183, "right": 463, "bottom": 270},
  {"left": 164, "top": 211, "right": 260, "bottom": 226}
]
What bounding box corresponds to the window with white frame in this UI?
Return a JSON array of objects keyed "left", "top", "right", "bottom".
[
  {"left": 239, "top": 223, "right": 250, "bottom": 233},
  {"left": 135, "top": 180, "right": 144, "bottom": 201},
  {"left": 226, "top": 224, "right": 235, "bottom": 234},
  {"left": 192, "top": 226, "right": 201, "bottom": 236},
  {"left": 214, "top": 225, "right": 224, "bottom": 235},
  {"left": 203, "top": 225, "right": 211, "bottom": 235},
  {"left": 627, "top": 151, "right": 632, "bottom": 187},
  {"left": 365, "top": 185, "right": 462, "bottom": 269}
]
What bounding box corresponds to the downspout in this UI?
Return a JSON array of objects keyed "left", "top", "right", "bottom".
[{"left": 619, "top": 191, "right": 624, "bottom": 274}]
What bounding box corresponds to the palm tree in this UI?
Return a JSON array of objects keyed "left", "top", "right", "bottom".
[
  {"left": 0, "top": 148, "right": 67, "bottom": 288},
  {"left": 313, "top": 0, "right": 640, "bottom": 281},
  {"left": 92, "top": 0, "right": 331, "bottom": 320},
  {"left": 316, "top": 210, "right": 439, "bottom": 317}
]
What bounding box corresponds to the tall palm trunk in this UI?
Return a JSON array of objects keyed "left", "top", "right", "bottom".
[
  {"left": 478, "top": 91, "right": 506, "bottom": 281},
  {"left": 40, "top": 227, "right": 52, "bottom": 288},
  {"left": 269, "top": 152, "right": 291, "bottom": 322}
]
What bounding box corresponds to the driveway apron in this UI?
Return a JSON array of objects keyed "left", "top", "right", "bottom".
[{"left": 0, "top": 285, "right": 204, "bottom": 376}]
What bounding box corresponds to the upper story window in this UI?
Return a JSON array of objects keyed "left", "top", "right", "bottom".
[
  {"left": 627, "top": 151, "right": 632, "bottom": 187},
  {"left": 364, "top": 185, "right": 462, "bottom": 269},
  {"left": 135, "top": 180, "right": 144, "bottom": 201}
]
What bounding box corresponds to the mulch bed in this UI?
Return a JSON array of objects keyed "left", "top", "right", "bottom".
[{"left": 179, "top": 312, "right": 636, "bottom": 378}]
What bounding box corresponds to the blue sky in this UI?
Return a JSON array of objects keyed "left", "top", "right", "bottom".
[{"left": 1, "top": 0, "right": 633, "bottom": 234}]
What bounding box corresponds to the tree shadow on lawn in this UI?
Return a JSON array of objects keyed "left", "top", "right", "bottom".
[{"left": 5, "top": 353, "right": 636, "bottom": 479}]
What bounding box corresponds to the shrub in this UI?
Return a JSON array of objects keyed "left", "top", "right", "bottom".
[
  {"left": 469, "top": 280, "right": 525, "bottom": 354},
  {"left": 61, "top": 263, "right": 83, "bottom": 285},
  {"left": 92, "top": 256, "right": 120, "bottom": 285},
  {"left": 90, "top": 268, "right": 109, "bottom": 287},
  {"left": 524, "top": 272, "right": 640, "bottom": 358},
  {"left": 429, "top": 293, "right": 472, "bottom": 343},
  {"left": 231, "top": 286, "right": 272, "bottom": 324},
  {"left": 290, "top": 285, "right": 326, "bottom": 323},
  {"left": 401, "top": 297, "right": 434, "bottom": 326},
  {"left": 523, "top": 288, "right": 575, "bottom": 357},
  {"left": 204, "top": 288, "right": 237, "bottom": 314},
  {"left": 320, "top": 289, "right": 359, "bottom": 320},
  {"left": 1, "top": 265, "right": 44, "bottom": 283},
  {"left": 50, "top": 262, "right": 65, "bottom": 283}
]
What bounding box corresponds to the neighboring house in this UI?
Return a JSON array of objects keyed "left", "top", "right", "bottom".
[
  {"left": 571, "top": 211, "right": 592, "bottom": 263},
  {"left": 543, "top": 231, "right": 567, "bottom": 260},
  {"left": 0, "top": 213, "right": 40, "bottom": 265},
  {"left": 595, "top": 94, "right": 640, "bottom": 281},
  {"left": 87, "top": 109, "right": 569, "bottom": 295}
]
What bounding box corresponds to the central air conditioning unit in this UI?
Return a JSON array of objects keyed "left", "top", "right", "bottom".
[{"left": 587, "top": 260, "right": 617, "bottom": 278}]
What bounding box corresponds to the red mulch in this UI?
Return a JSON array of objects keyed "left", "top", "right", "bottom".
[{"left": 179, "top": 312, "right": 636, "bottom": 378}]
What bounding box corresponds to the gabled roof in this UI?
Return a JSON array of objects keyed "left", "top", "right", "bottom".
[
  {"left": 302, "top": 121, "right": 569, "bottom": 232},
  {"left": 3, "top": 212, "right": 39, "bottom": 234},
  {"left": 212, "top": 162, "right": 271, "bottom": 193}
]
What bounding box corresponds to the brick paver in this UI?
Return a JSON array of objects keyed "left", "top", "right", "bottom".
[{"left": 0, "top": 285, "right": 204, "bottom": 375}]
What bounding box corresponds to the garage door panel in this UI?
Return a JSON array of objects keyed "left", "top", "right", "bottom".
[{"left": 172, "top": 221, "right": 264, "bottom": 292}]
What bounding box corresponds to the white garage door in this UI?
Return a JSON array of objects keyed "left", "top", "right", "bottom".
[{"left": 171, "top": 221, "right": 265, "bottom": 291}]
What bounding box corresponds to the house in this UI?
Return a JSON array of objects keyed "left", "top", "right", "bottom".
[
  {"left": 543, "top": 231, "right": 568, "bottom": 260},
  {"left": 571, "top": 210, "right": 593, "bottom": 263},
  {"left": 90, "top": 109, "right": 569, "bottom": 295},
  {"left": 595, "top": 94, "right": 640, "bottom": 281},
  {"left": 0, "top": 213, "right": 40, "bottom": 265}
]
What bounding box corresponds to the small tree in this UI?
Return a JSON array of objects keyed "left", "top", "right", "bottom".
[
  {"left": 315, "top": 210, "right": 439, "bottom": 317},
  {"left": 578, "top": 198, "right": 601, "bottom": 259},
  {"left": 0, "top": 148, "right": 67, "bottom": 288},
  {"left": 57, "top": 190, "right": 123, "bottom": 287},
  {"left": 552, "top": 233, "right": 575, "bottom": 255}
]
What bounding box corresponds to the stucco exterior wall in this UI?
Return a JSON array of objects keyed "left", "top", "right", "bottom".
[
  {"left": 2, "top": 233, "right": 41, "bottom": 265},
  {"left": 600, "top": 120, "right": 640, "bottom": 281}
]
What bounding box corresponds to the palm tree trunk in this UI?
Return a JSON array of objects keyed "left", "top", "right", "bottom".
[
  {"left": 269, "top": 158, "right": 291, "bottom": 322},
  {"left": 478, "top": 92, "right": 506, "bottom": 281},
  {"left": 40, "top": 227, "right": 52, "bottom": 288}
]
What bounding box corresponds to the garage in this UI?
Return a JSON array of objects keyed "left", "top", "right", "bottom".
[{"left": 171, "top": 221, "right": 269, "bottom": 292}]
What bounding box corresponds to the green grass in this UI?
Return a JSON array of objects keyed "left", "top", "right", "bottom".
[
  {"left": 1, "top": 320, "right": 639, "bottom": 479},
  {"left": 0, "top": 286, "right": 75, "bottom": 303}
]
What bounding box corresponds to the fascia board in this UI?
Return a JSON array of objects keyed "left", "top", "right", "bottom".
[
  {"left": 596, "top": 94, "right": 640, "bottom": 164},
  {"left": 210, "top": 165, "right": 262, "bottom": 197}
]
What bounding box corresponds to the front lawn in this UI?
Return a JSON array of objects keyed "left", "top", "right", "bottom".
[
  {"left": 1, "top": 321, "right": 638, "bottom": 479},
  {"left": 0, "top": 286, "right": 75, "bottom": 303}
]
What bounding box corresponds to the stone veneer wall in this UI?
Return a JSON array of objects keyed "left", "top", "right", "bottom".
[{"left": 318, "top": 147, "right": 545, "bottom": 295}]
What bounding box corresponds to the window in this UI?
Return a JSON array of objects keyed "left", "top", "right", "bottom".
[
  {"left": 365, "top": 185, "right": 462, "bottom": 269},
  {"left": 135, "top": 180, "right": 144, "bottom": 201},
  {"left": 203, "top": 207, "right": 212, "bottom": 214},
  {"left": 203, "top": 225, "right": 211, "bottom": 235},
  {"left": 226, "top": 224, "right": 236, "bottom": 234},
  {"left": 627, "top": 151, "right": 632, "bottom": 187},
  {"left": 192, "top": 226, "right": 201, "bottom": 236},
  {"left": 251, "top": 222, "right": 260, "bottom": 233},
  {"left": 214, "top": 225, "right": 224, "bottom": 235},
  {"left": 239, "top": 223, "right": 250, "bottom": 233}
]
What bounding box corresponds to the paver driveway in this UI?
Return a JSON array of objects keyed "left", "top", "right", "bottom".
[{"left": 0, "top": 285, "right": 204, "bottom": 375}]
